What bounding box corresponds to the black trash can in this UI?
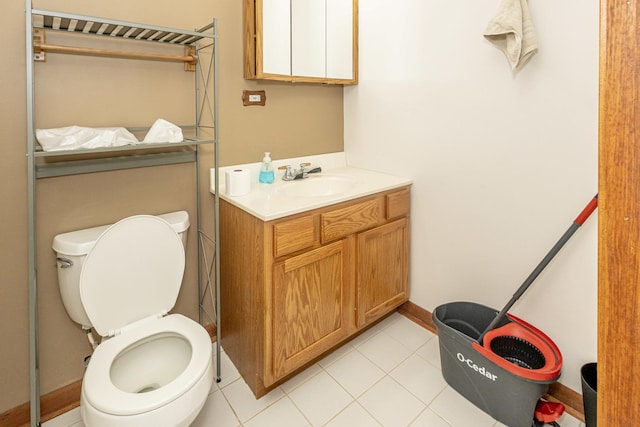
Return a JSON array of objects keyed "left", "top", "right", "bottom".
[{"left": 581, "top": 362, "right": 597, "bottom": 427}]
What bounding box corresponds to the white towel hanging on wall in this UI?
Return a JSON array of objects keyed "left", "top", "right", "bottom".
[{"left": 484, "top": 0, "right": 538, "bottom": 71}]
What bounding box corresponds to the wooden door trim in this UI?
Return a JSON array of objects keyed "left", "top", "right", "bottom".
[{"left": 599, "top": 0, "right": 640, "bottom": 425}]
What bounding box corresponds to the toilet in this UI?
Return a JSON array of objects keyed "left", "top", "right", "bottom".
[{"left": 52, "top": 211, "right": 214, "bottom": 427}]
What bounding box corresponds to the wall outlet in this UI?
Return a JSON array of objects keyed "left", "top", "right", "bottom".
[{"left": 242, "top": 90, "right": 266, "bottom": 106}]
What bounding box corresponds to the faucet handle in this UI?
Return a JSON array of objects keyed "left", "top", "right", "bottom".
[{"left": 279, "top": 165, "right": 296, "bottom": 180}]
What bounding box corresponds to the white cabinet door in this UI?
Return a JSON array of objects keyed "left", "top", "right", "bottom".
[
  {"left": 291, "top": 0, "right": 326, "bottom": 78},
  {"left": 261, "top": 0, "right": 291, "bottom": 76},
  {"left": 326, "top": 0, "right": 354, "bottom": 79}
]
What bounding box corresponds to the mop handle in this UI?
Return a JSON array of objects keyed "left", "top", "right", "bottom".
[{"left": 477, "top": 194, "right": 598, "bottom": 345}]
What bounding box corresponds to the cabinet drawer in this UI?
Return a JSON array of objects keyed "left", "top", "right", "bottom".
[
  {"left": 321, "top": 198, "right": 382, "bottom": 242},
  {"left": 386, "top": 188, "right": 410, "bottom": 219},
  {"left": 273, "top": 214, "right": 319, "bottom": 257}
]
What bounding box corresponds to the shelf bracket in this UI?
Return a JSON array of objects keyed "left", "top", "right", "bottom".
[
  {"left": 33, "top": 28, "right": 46, "bottom": 62},
  {"left": 185, "top": 46, "right": 197, "bottom": 72}
]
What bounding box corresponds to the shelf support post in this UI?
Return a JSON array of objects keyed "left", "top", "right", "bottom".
[{"left": 25, "top": 1, "right": 42, "bottom": 426}]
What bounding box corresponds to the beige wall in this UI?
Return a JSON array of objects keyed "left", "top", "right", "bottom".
[{"left": 0, "top": 0, "right": 343, "bottom": 413}]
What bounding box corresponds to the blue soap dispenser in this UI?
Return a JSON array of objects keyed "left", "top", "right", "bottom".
[{"left": 258, "top": 151, "right": 275, "bottom": 183}]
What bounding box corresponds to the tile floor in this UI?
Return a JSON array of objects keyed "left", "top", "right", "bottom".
[{"left": 44, "top": 312, "right": 584, "bottom": 427}]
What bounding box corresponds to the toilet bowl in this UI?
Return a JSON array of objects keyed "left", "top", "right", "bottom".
[
  {"left": 53, "top": 213, "right": 213, "bottom": 427},
  {"left": 81, "top": 315, "right": 213, "bottom": 427}
]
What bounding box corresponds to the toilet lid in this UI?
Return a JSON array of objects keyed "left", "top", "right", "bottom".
[{"left": 80, "top": 215, "right": 185, "bottom": 337}]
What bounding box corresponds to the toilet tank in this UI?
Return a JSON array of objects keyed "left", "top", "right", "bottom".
[{"left": 52, "top": 211, "right": 190, "bottom": 328}]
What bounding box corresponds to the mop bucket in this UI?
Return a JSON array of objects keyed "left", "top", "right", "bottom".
[
  {"left": 432, "top": 195, "right": 598, "bottom": 426},
  {"left": 433, "top": 302, "right": 562, "bottom": 427}
]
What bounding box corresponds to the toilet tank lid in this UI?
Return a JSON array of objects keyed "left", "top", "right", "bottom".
[{"left": 52, "top": 211, "right": 190, "bottom": 256}]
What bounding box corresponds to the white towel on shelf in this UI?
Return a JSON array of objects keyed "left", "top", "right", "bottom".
[
  {"left": 35, "top": 126, "right": 138, "bottom": 151},
  {"left": 142, "top": 118, "right": 183, "bottom": 143},
  {"left": 484, "top": 0, "right": 537, "bottom": 71}
]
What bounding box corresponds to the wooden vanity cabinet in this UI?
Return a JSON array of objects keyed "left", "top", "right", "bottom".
[{"left": 220, "top": 186, "right": 410, "bottom": 397}]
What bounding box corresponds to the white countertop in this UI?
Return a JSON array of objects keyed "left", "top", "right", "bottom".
[{"left": 210, "top": 152, "right": 412, "bottom": 221}]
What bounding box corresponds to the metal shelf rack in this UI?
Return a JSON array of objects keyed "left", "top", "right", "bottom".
[{"left": 25, "top": 2, "right": 220, "bottom": 426}]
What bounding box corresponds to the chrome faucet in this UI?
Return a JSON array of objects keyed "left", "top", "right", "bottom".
[{"left": 281, "top": 163, "right": 322, "bottom": 181}]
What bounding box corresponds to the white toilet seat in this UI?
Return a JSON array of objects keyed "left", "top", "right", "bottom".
[{"left": 82, "top": 313, "right": 212, "bottom": 416}]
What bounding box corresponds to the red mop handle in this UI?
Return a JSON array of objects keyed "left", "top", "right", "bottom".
[
  {"left": 575, "top": 194, "right": 598, "bottom": 225},
  {"left": 477, "top": 193, "right": 599, "bottom": 345}
]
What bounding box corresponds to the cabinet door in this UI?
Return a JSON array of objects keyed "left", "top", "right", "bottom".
[
  {"left": 270, "top": 240, "right": 350, "bottom": 383},
  {"left": 291, "top": 0, "right": 326, "bottom": 78},
  {"left": 260, "top": 0, "right": 291, "bottom": 76},
  {"left": 326, "top": 0, "right": 354, "bottom": 79},
  {"left": 356, "top": 218, "right": 409, "bottom": 327}
]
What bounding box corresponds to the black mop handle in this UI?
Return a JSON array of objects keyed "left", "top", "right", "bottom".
[{"left": 477, "top": 194, "right": 598, "bottom": 345}]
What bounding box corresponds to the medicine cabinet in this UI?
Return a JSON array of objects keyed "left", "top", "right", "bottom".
[{"left": 243, "top": 0, "right": 358, "bottom": 84}]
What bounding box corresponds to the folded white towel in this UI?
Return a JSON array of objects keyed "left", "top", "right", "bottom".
[{"left": 484, "top": 0, "right": 537, "bottom": 71}]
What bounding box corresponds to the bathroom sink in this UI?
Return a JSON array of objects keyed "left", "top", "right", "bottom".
[{"left": 278, "top": 175, "right": 356, "bottom": 198}]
